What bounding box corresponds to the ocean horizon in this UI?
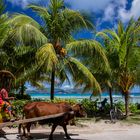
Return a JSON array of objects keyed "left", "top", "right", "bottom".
[{"left": 26, "top": 88, "right": 140, "bottom": 103}]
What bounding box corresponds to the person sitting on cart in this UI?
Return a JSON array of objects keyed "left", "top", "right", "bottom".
[{"left": 0, "top": 88, "right": 15, "bottom": 121}]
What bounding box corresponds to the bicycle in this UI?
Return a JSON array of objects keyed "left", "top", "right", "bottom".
[{"left": 110, "top": 100, "right": 124, "bottom": 123}]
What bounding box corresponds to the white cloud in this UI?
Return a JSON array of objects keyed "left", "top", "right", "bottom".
[
  {"left": 7, "top": 0, "right": 140, "bottom": 24},
  {"left": 66, "top": 0, "right": 125, "bottom": 25},
  {"left": 119, "top": 0, "right": 140, "bottom": 22},
  {"left": 66, "top": 0, "right": 140, "bottom": 23},
  {"left": 102, "top": 3, "right": 115, "bottom": 21}
]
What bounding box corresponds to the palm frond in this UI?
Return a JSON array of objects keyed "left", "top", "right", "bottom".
[
  {"left": 117, "top": 20, "right": 124, "bottom": 37},
  {"left": 8, "top": 14, "right": 40, "bottom": 28},
  {"left": 7, "top": 14, "right": 48, "bottom": 46},
  {"left": 62, "top": 9, "right": 94, "bottom": 31},
  {"left": 66, "top": 40, "right": 110, "bottom": 70},
  {"left": 0, "top": 0, "right": 5, "bottom": 15},
  {"left": 0, "top": 14, "right": 10, "bottom": 47},
  {"left": 15, "top": 64, "right": 38, "bottom": 84},
  {"left": 28, "top": 5, "right": 50, "bottom": 19},
  {"left": 96, "top": 32, "right": 111, "bottom": 40},
  {"left": 0, "top": 49, "right": 9, "bottom": 67},
  {"left": 29, "top": 81, "right": 45, "bottom": 89},
  {"left": 103, "top": 30, "right": 120, "bottom": 44},
  {"left": 36, "top": 43, "right": 58, "bottom": 72},
  {"left": 13, "top": 23, "right": 48, "bottom": 46},
  {"left": 66, "top": 57, "right": 101, "bottom": 93},
  {"left": 14, "top": 46, "right": 35, "bottom": 56},
  {"left": 49, "top": 0, "right": 64, "bottom": 11}
]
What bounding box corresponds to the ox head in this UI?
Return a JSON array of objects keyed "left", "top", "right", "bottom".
[{"left": 72, "top": 104, "right": 87, "bottom": 117}]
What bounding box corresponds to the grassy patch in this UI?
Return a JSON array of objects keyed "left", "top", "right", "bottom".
[{"left": 122, "top": 114, "right": 140, "bottom": 124}]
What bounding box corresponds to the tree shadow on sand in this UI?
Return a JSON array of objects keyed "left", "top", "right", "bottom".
[
  {"left": 32, "top": 132, "right": 87, "bottom": 140},
  {"left": 0, "top": 134, "right": 10, "bottom": 140},
  {"left": 2, "top": 132, "right": 87, "bottom": 140}
]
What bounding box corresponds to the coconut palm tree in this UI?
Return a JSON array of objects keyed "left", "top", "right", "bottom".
[
  {"left": 97, "top": 19, "right": 140, "bottom": 116},
  {"left": 7, "top": 0, "right": 109, "bottom": 100},
  {"left": 1, "top": 0, "right": 50, "bottom": 89},
  {"left": 0, "top": 0, "right": 47, "bottom": 96},
  {"left": 0, "top": 15, "right": 46, "bottom": 93},
  {"left": 28, "top": 0, "right": 110, "bottom": 100}
]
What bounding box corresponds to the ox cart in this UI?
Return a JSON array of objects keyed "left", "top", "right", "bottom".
[
  {"left": 0, "top": 112, "right": 69, "bottom": 129},
  {"left": 0, "top": 71, "right": 67, "bottom": 130},
  {"left": 0, "top": 71, "right": 85, "bottom": 140}
]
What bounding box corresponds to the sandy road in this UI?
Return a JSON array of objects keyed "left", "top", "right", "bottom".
[{"left": 1, "top": 120, "right": 140, "bottom": 140}]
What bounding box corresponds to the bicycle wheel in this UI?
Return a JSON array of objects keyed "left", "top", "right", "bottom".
[
  {"left": 116, "top": 109, "right": 124, "bottom": 120},
  {"left": 110, "top": 109, "right": 117, "bottom": 123}
]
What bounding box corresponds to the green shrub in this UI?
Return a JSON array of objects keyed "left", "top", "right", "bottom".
[
  {"left": 50, "top": 98, "right": 78, "bottom": 105},
  {"left": 103, "top": 103, "right": 110, "bottom": 114},
  {"left": 115, "top": 101, "right": 125, "bottom": 112},
  {"left": 129, "top": 103, "right": 137, "bottom": 113},
  {"left": 9, "top": 92, "right": 31, "bottom": 100},
  {"left": 81, "top": 99, "right": 98, "bottom": 117},
  {"left": 9, "top": 92, "right": 16, "bottom": 97},
  {"left": 15, "top": 93, "right": 31, "bottom": 100},
  {"left": 136, "top": 103, "right": 140, "bottom": 110},
  {"left": 12, "top": 100, "right": 28, "bottom": 117},
  {"left": 32, "top": 98, "right": 45, "bottom": 102}
]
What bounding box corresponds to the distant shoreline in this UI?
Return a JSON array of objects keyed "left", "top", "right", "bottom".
[{"left": 26, "top": 90, "right": 140, "bottom": 103}]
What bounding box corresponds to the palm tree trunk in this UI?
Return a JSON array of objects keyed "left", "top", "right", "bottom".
[
  {"left": 21, "top": 84, "right": 24, "bottom": 98},
  {"left": 50, "top": 65, "right": 55, "bottom": 100},
  {"left": 124, "top": 91, "right": 129, "bottom": 117},
  {"left": 109, "top": 87, "right": 113, "bottom": 109}
]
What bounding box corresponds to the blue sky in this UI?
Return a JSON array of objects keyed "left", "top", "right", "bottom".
[{"left": 5, "top": 0, "right": 140, "bottom": 32}]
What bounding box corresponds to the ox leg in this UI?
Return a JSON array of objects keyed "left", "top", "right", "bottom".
[
  {"left": 49, "top": 124, "right": 57, "bottom": 140},
  {"left": 26, "top": 123, "right": 33, "bottom": 139},
  {"left": 18, "top": 124, "right": 22, "bottom": 135},
  {"left": 18, "top": 124, "right": 26, "bottom": 140},
  {"left": 18, "top": 124, "right": 26, "bottom": 135},
  {"left": 18, "top": 124, "right": 26, "bottom": 136},
  {"left": 62, "top": 124, "right": 71, "bottom": 139}
]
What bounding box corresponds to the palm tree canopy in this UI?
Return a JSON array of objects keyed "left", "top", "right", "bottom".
[
  {"left": 29, "top": 0, "right": 104, "bottom": 93},
  {"left": 66, "top": 40, "right": 110, "bottom": 71},
  {"left": 28, "top": 0, "right": 94, "bottom": 43},
  {"left": 96, "top": 18, "right": 140, "bottom": 92},
  {"left": 7, "top": 14, "right": 48, "bottom": 47}
]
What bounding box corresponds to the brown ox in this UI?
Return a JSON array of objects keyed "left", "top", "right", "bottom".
[{"left": 19, "top": 102, "right": 86, "bottom": 140}]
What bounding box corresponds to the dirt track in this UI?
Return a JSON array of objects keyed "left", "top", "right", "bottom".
[{"left": 1, "top": 120, "right": 140, "bottom": 140}]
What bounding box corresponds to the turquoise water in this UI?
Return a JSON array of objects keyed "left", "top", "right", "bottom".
[
  {"left": 28, "top": 91, "right": 92, "bottom": 99},
  {"left": 27, "top": 90, "right": 140, "bottom": 103}
]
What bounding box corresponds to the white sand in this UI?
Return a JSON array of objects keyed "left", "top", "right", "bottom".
[{"left": 1, "top": 120, "right": 140, "bottom": 140}]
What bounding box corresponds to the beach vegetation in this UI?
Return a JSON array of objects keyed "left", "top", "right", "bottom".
[
  {"left": 0, "top": 0, "right": 140, "bottom": 123},
  {"left": 96, "top": 19, "right": 140, "bottom": 116},
  {"left": 81, "top": 98, "right": 99, "bottom": 117},
  {"left": 50, "top": 98, "right": 78, "bottom": 105},
  {"left": 0, "top": 9, "right": 48, "bottom": 96},
  {"left": 12, "top": 100, "right": 28, "bottom": 116}
]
